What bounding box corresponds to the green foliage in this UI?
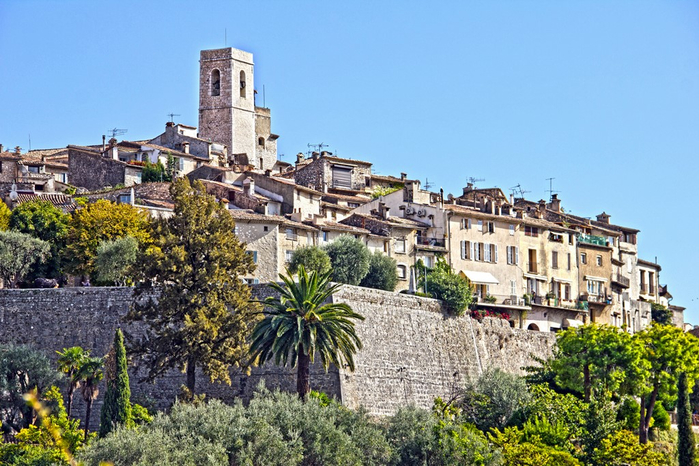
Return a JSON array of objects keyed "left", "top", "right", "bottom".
[
  {"left": 651, "top": 303, "right": 673, "bottom": 325},
  {"left": 678, "top": 372, "right": 696, "bottom": 466},
  {"left": 56, "top": 346, "right": 88, "bottom": 418},
  {"left": 651, "top": 402, "right": 670, "bottom": 431},
  {"left": 64, "top": 199, "right": 151, "bottom": 278},
  {"left": 617, "top": 396, "right": 641, "bottom": 431},
  {"left": 99, "top": 329, "right": 133, "bottom": 438},
  {"left": 370, "top": 184, "right": 402, "bottom": 199},
  {"left": 488, "top": 426, "right": 581, "bottom": 466},
  {"left": 0, "top": 344, "right": 61, "bottom": 435},
  {"left": 94, "top": 236, "right": 139, "bottom": 285},
  {"left": 526, "top": 384, "right": 585, "bottom": 441},
  {"left": 458, "top": 368, "right": 530, "bottom": 431},
  {"left": 0, "top": 201, "right": 11, "bottom": 231},
  {"left": 424, "top": 261, "right": 472, "bottom": 315},
  {"left": 288, "top": 245, "right": 332, "bottom": 276},
  {"left": 590, "top": 429, "right": 671, "bottom": 466},
  {"left": 360, "top": 251, "right": 398, "bottom": 291},
  {"left": 74, "top": 356, "right": 104, "bottom": 439},
  {"left": 131, "top": 403, "right": 153, "bottom": 425},
  {"left": 0, "top": 231, "right": 50, "bottom": 288},
  {"left": 81, "top": 386, "right": 393, "bottom": 466},
  {"left": 579, "top": 395, "right": 621, "bottom": 466},
  {"left": 126, "top": 177, "right": 258, "bottom": 395},
  {"left": 250, "top": 266, "right": 364, "bottom": 398},
  {"left": 386, "top": 406, "right": 436, "bottom": 465},
  {"left": 323, "top": 235, "right": 370, "bottom": 285},
  {"left": 551, "top": 324, "right": 642, "bottom": 401},
  {"left": 141, "top": 160, "right": 172, "bottom": 183}
]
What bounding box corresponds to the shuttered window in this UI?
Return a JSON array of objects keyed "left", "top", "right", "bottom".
[{"left": 331, "top": 165, "right": 352, "bottom": 189}]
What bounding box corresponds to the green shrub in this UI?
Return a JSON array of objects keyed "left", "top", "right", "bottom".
[
  {"left": 323, "top": 235, "right": 370, "bottom": 285},
  {"left": 651, "top": 403, "right": 671, "bottom": 431},
  {"left": 617, "top": 396, "right": 640, "bottom": 431},
  {"left": 459, "top": 368, "right": 530, "bottom": 431},
  {"left": 591, "top": 429, "right": 670, "bottom": 466},
  {"left": 288, "top": 245, "right": 331, "bottom": 276},
  {"left": 426, "top": 269, "right": 472, "bottom": 315},
  {"left": 360, "top": 251, "right": 398, "bottom": 291}
]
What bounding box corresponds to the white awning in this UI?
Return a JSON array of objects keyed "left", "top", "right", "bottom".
[
  {"left": 563, "top": 318, "right": 584, "bottom": 328},
  {"left": 523, "top": 273, "right": 548, "bottom": 281},
  {"left": 461, "top": 271, "right": 499, "bottom": 285},
  {"left": 553, "top": 277, "right": 573, "bottom": 283},
  {"left": 584, "top": 275, "right": 608, "bottom": 282}
]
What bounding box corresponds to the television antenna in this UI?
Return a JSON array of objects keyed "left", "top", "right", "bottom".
[
  {"left": 424, "top": 178, "right": 433, "bottom": 190},
  {"left": 107, "top": 128, "right": 127, "bottom": 139},
  {"left": 509, "top": 184, "right": 530, "bottom": 199},
  {"left": 167, "top": 113, "right": 180, "bottom": 123},
  {"left": 307, "top": 142, "right": 328, "bottom": 154},
  {"left": 467, "top": 176, "right": 485, "bottom": 187},
  {"left": 545, "top": 177, "right": 560, "bottom": 202}
]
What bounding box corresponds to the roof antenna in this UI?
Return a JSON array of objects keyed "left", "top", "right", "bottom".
[
  {"left": 307, "top": 143, "right": 328, "bottom": 156},
  {"left": 509, "top": 184, "right": 530, "bottom": 199},
  {"left": 467, "top": 176, "right": 485, "bottom": 187},
  {"left": 167, "top": 113, "right": 180, "bottom": 123},
  {"left": 108, "top": 128, "right": 128, "bottom": 139},
  {"left": 28, "top": 134, "right": 31, "bottom": 152},
  {"left": 424, "top": 178, "right": 433, "bottom": 190},
  {"left": 225, "top": 28, "right": 227, "bottom": 47},
  {"left": 545, "top": 177, "right": 560, "bottom": 202}
]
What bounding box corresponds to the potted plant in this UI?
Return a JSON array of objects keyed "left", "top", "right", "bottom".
[
  {"left": 523, "top": 293, "right": 532, "bottom": 306},
  {"left": 484, "top": 294, "right": 497, "bottom": 304}
]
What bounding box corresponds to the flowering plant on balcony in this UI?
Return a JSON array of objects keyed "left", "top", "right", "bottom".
[{"left": 471, "top": 309, "right": 510, "bottom": 322}]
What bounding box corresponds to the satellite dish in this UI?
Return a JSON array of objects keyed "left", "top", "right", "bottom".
[{"left": 9, "top": 183, "right": 18, "bottom": 201}]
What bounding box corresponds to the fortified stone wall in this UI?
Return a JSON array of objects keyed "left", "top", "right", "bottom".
[{"left": 0, "top": 285, "right": 554, "bottom": 422}]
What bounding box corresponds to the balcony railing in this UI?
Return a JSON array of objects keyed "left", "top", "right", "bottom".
[
  {"left": 415, "top": 237, "right": 446, "bottom": 248},
  {"left": 577, "top": 234, "right": 607, "bottom": 247},
  {"left": 612, "top": 274, "right": 630, "bottom": 288}
]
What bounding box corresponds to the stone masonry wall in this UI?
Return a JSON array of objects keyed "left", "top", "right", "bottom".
[{"left": 0, "top": 285, "right": 554, "bottom": 422}]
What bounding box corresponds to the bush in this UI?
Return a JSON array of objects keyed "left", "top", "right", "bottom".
[
  {"left": 426, "top": 268, "right": 472, "bottom": 315},
  {"left": 323, "top": 235, "right": 370, "bottom": 285},
  {"left": 617, "top": 396, "right": 640, "bottom": 431},
  {"left": 590, "top": 429, "right": 670, "bottom": 466},
  {"left": 360, "top": 251, "right": 398, "bottom": 291},
  {"left": 288, "top": 245, "right": 331, "bottom": 276},
  {"left": 459, "top": 368, "right": 530, "bottom": 431},
  {"left": 94, "top": 236, "right": 139, "bottom": 285},
  {"left": 651, "top": 403, "right": 670, "bottom": 432}
]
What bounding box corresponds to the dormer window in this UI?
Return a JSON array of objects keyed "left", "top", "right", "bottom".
[{"left": 211, "top": 69, "right": 221, "bottom": 96}]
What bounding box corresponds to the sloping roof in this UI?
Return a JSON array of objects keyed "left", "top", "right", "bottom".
[
  {"left": 637, "top": 258, "right": 661, "bottom": 270},
  {"left": 15, "top": 193, "right": 77, "bottom": 213},
  {"left": 321, "top": 155, "right": 372, "bottom": 166}
]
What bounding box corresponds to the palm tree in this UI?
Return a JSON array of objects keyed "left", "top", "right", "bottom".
[
  {"left": 56, "top": 346, "right": 87, "bottom": 417},
  {"left": 74, "top": 356, "right": 104, "bottom": 440},
  {"left": 250, "top": 266, "right": 365, "bottom": 400}
]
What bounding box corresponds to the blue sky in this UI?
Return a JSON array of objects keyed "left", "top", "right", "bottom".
[{"left": 2, "top": 1, "right": 698, "bottom": 321}]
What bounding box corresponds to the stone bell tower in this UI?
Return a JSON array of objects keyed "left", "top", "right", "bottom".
[{"left": 198, "top": 47, "right": 256, "bottom": 167}]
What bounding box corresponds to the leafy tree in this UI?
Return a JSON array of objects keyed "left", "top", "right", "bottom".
[
  {"left": 94, "top": 236, "right": 139, "bottom": 285},
  {"left": 0, "top": 344, "right": 61, "bottom": 436},
  {"left": 9, "top": 199, "right": 69, "bottom": 280},
  {"left": 651, "top": 303, "right": 673, "bottom": 325},
  {"left": 678, "top": 372, "right": 696, "bottom": 466},
  {"left": 579, "top": 395, "right": 620, "bottom": 465},
  {"left": 385, "top": 406, "right": 436, "bottom": 465},
  {"left": 635, "top": 324, "right": 699, "bottom": 443},
  {"left": 56, "top": 346, "right": 88, "bottom": 418},
  {"left": 323, "top": 235, "right": 370, "bottom": 285},
  {"left": 127, "top": 177, "right": 258, "bottom": 395},
  {"left": 74, "top": 356, "right": 103, "bottom": 440},
  {"left": 0, "top": 231, "right": 50, "bottom": 288},
  {"left": 250, "top": 266, "right": 364, "bottom": 400},
  {"left": 550, "top": 324, "right": 642, "bottom": 402},
  {"left": 488, "top": 426, "right": 581, "bottom": 466},
  {"left": 458, "top": 367, "right": 530, "bottom": 431},
  {"left": 526, "top": 384, "right": 586, "bottom": 443},
  {"left": 288, "top": 245, "right": 331, "bottom": 276},
  {"left": 0, "top": 201, "right": 10, "bottom": 231},
  {"left": 360, "top": 251, "right": 398, "bottom": 291},
  {"left": 421, "top": 259, "right": 472, "bottom": 315},
  {"left": 64, "top": 199, "right": 151, "bottom": 278},
  {"left": 99, "top": 329, "right": 132, "bottom": 438},
  {"left": 590, "top": 429, "right": 670, "bottom": 466},
  {"left": 617, "top": 396, "right": 641, "bottom": 431},
  {"left": 142, "top": 160, "right": 171, "bottom": 183}
]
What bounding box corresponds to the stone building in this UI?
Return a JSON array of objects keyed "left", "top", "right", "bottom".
[
  {"left": 68, "top": 145, "right": 143, "bottom": 190},
  {"left": 0, "top": 147, "right": 57, "bottom": 200},
  {"left": 293, "top": 152, "right": 373, "bottom": 194},
  {"left": 150, "top": 122, "right": 229, "bottom": 166},
  {"left": 198, "top": 47, "right": 278, "bottom": 171}
]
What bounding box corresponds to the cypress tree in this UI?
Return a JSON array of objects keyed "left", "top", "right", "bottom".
[
  {"left": 99, "top": 328, "right": 133, "bottom": 437},
  {"left": 678, "top": 372, "right": 696, "bottom": 466}
]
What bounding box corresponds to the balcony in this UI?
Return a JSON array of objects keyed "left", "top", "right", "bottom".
[
  {"left": 612, "top": 273, "right": 630, "bottom": 288},
  {"left": 415, "top": 236, "right": 446, "bottom": 248},
  {"left": 577, "top": 234, "right": 607, "bottom": 247}
]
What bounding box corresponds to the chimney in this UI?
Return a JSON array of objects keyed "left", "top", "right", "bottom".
[
  {"left": 439, "top": 188, "right": 444, "bottom": 208},
  {"left": 102, "top": 135, "right": 106, "bottom": 152},
  {"left": 596, "top": 212, "right": 611, "bottom": 224},
  {"left": 549, "top": 194, "right": 561, "bottom": 212},
  {"left": 538, "top": 199, "right": 546, "bottom": 217},
  {"left": 321, "top": 151, "right": 330, "bottom": 157},
  {"left": 509, "top": 193, "right": 514, "bottom": 205},
  {"left": 264, "top": 169, "right": 272, "bottom": 176},
  {"left": 182, "top": 142, "right": 190, "bottom": 154},
  {"left": 14, "top": 146, "right": 21, "bottom": 154},
  {"left": 296, "top": 152, "right": 304, "bottom": 164},
  {"left": 166, "top": 121, "right": 174, "bottom": 128},
  {"left": 400, "top": 172, "right": 407, "bottom": 182},
  {"left": 130, "top": 187, "right": 135, "bottom": 206},
  {"left": 243, "top": 177, "right": 255, "bottom": 196},
  {"left": 462, "top": 183, "right": 474, "bottom": 195},
  {"left": 0, "top": 144, "right": 4, "bottom": 153},
  {"left": 379, "top": 202, "right": 390, "bottom": 219},
  {"left": 312, "top": 152, "right": 319, "bottom": 160},
  {"left": 108, "top": 138, "right": 119, "bottom": 160}
]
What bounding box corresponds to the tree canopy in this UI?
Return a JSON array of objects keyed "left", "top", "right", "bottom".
[
  {"left": 288, "top": 245, "right": 332, "bottom": 276},
  {"left": 126, "top": 177, "right": 258, "bottom": 395},
  {"left": 94, "top": 236, "right": 139, "bottom": 285},
  {"left": 0, "top": 231, "right": 50, "bottom": 288},
  {"left": 360, "top": 251, "right": 398, "bottom": 291},
  {"left": 323, "top": 235, "right": 370, "bottom": 285}
]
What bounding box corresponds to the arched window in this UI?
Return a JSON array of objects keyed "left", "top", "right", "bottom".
[
  {"left": 527, "top": 323, "right": 540, "bottom": 331},
  {"left": 239, "top": 70, "right": 246, "bottom": 98},
  {"left": 258, "top": 137, "right": 265, "bottom": 147},
  {"left": 211, "top": 69, "right": 220, "bottom": 96}
]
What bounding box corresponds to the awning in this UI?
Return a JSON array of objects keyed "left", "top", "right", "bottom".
[
  {"left": 563, "top": 318, "right": 584, "bottom": 328},
  {"left": 552, "top": 277, "right": 573, "bottom": 283},
  {"left": 461, "top": 270, "right": 499, "bottom": 285},
  {"left": 523, "top": 273, "right": 548, "bottom": 281},
  {"left": 584, "top": 275, "right": 608, "bottom": 282}
]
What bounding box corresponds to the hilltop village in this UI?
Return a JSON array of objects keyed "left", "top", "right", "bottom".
[{"left": 0, "top": 46, "right": 686, "bottom": 335}]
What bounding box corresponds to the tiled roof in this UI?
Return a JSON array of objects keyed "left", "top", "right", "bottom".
[
  {"left": 344, "top": 212, "right": 429, "bottom": 230},
  {"left": 321, "top": 192, "right": 371, "bottom": 203},
  {"left": 321, "top": 155, "right": 373, "bottom": 166},
  {"left": 311, "top": 221, "right": 372, "bottom": 235},
  {"left": 15, "top": 193, "right": 77, "bottom": 213}
]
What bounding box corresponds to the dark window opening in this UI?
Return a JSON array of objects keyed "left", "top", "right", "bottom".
[{"left": 211, "top": 69, "right": 221, "bottom": 96}]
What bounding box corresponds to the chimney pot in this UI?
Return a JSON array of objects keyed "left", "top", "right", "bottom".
[
  {"left": 312, "top": 152, "right": 319, "bottom": 160},
  {"left": 166, "top": 121, "right": 174, "bottom": 127},
  {"left": 400, "top": 172, "right": 407, "bottom": 181},
  {"left": 182, "top": 142, "right": 190, "bottom": 154},
  {"left": 296, "top": 152, "right": 304, "bottom": 164}
]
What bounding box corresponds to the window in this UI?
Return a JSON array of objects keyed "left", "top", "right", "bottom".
[
  {"left": 473, "top": 242, "right": 482, "bottom": 261},
  {"left": 587, "top": 280, "right": 600, "bottom": 295},
  {"left": 211, "top": 69, "right": 220, "bottom": 96},
  {"left": 484, "top": 243, "right": 492, "bottom": 262},
  {"left": 285, "top": 228, "right": 297, "bottom": 240},
  {"left": 492, "top": 244, "right": 498, "bottom": 263},
  {"left": 460, "top": 240, "right": 471, "bottom": 260},
  {"left": 240, "top": 70, "right": 246, "bottom": 98},
  {"left": 580, "top": 252, "right": 587, "bottom": 264},
  {"left": 509, "top": 224, "right": 515, "bottom": 236},
  {"left": 242, "top": 278, "right": 260, "bottom": 285},
  {"left": 117, "top": 194, "right": 131, "bottom": 204},
  {"left": 285, "top": 250, "right": 293, "bottom": 262},
  {"left": 528, "top": 249, "right": 537, "bottom": 273},
  {"left": 567, "top": 253, "right": 571, "bottom": 270},
  {"left": 524, "top": 226, "right": 539, "bottom": 237},
  {"left": 0, "top": 161, "right": 3, "bottom": 173},
  {"left": 259, "top": 158, "right": 264, "bottom": 170},
  {"left": 263, "top": 226, "right": 268, "bottom": 232},
  {"left": 506, "top": 246, "right": 519, "bottom": 265},
  {"left": 332, "top": 165, "right": 352, "bottom": 189},
  {"left": 460, "top": 218, "right": 471, "bottom": 230},
  {"left": 649, "top": 272, "right": 655, "bottom": 294},
  {"left": 510, "top": 280, "right": 517, "bottom": 297},
  {"left": 477, "top": 220, "right": 483, "bottom": 232},
  {"left": 397, "top": 265, "right": 407, "bottom": 280},
  {"left": 322, "top": 231, "right": 328, "bottom": 242},
  {"left": 258, "top": 137, "right": 265, "bottom": 147},
  {"left": 395, "top": 239, "right": 406, "bottom": 253},
  {"left": 552, "top": 251, "right": 559, "bottom": 269},
  {"left": 564, "top": 284, "right": 571, "bottom": 301},
  {"left": 348, "top": 203, "right": 360, "bottom": 208},
  {"left": 246, "top": 251, "right": 258, "bottom": 263},
  {"left": 596, "top": 255, "right": 602, "bottom": 266}
]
